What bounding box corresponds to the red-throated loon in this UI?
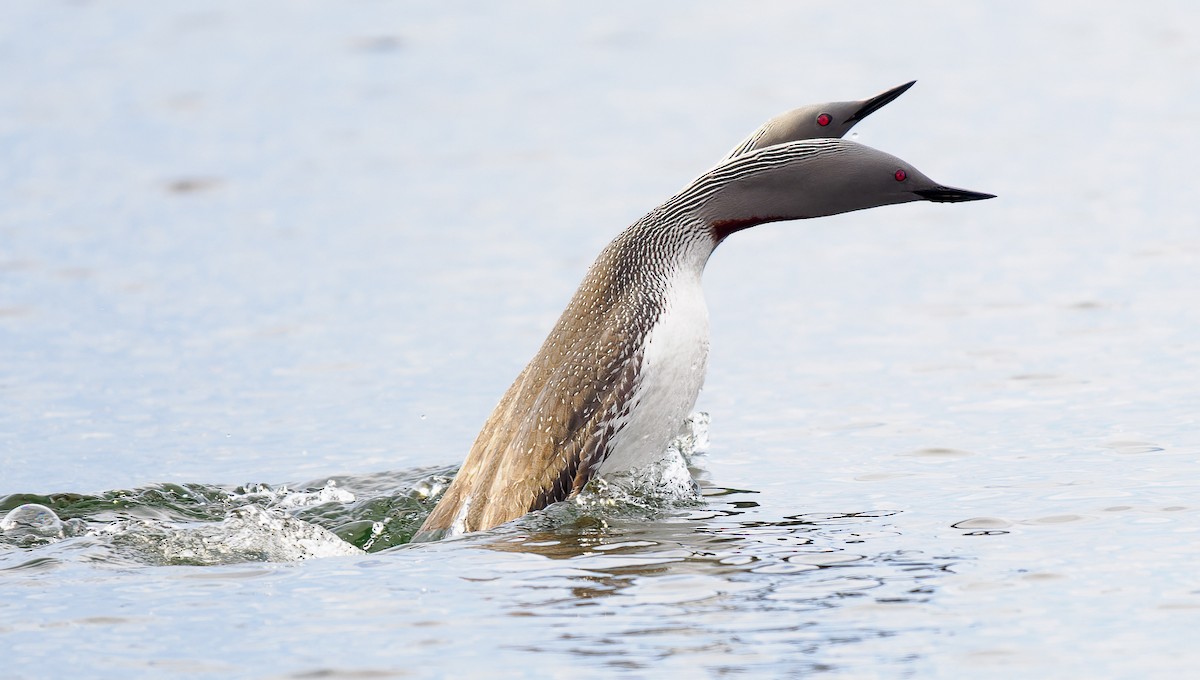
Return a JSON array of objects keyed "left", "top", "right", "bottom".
[
  {"left": 720, "top": 80, "right": 915, "bottom": 161},
  {"left": 415, "top": 83, "right": 992, "bottom": 541}
]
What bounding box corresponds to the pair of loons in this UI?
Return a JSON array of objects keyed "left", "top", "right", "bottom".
[{"left": 415, "top": 81, "right": 993, "bottom": 541}]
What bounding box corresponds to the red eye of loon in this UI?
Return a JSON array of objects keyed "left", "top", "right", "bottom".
[
  {"left": 816, "top": 113, "right": 832, "bottom": 127},
  {"left": 894, "top": 169, "right": 907, "bottom": 182}
]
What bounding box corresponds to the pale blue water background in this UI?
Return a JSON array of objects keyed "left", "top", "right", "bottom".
[{"left": 3, "top": 1, "right": 1200, "bottom": 677}]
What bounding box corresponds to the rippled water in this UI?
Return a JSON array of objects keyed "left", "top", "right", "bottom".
[
  {"left": 3, "top": 425, "right": 961, "bottom": 676},
  {"left": 4, "top": 1, "right": 1200, "bottom": 678}
]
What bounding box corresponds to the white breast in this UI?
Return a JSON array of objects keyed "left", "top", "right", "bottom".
[{"left": 595, "top": 251, "right": 711, "bottom": 476}]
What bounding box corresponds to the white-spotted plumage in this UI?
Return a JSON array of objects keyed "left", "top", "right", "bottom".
[{"left": 595, "top": 236, "right": 712, "bottom": 478}]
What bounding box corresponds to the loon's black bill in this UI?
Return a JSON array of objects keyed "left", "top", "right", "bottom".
[
  {"left": 846, "top": 80, "right": 917, "bottom": 123},
  {"left": 913, "top": 186, "right": 996, "bottom": 203}
]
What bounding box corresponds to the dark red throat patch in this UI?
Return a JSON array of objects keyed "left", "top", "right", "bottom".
[{"left": 710, "top": 216, "right": 778, "bottom": 243}]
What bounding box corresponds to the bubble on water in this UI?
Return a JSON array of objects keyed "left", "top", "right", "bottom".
[
  {"left": 1, "top": 503, "right": 65, "bottom": 542},
  {"left": 62, "top": 518, "right": 89, "bottom": 537}
]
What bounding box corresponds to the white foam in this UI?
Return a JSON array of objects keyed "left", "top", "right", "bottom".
[
  {"left": 575, "top": 411, "right": 711, "bottom": 512},
  {"left": 149, "top": 506, "right": 363, "bottom": 564},
  {"left": 230, "top": 479, "right": 356, "bottom": 509}
]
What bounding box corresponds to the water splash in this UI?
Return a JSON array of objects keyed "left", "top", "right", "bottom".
[
  {"left": 0, "top": 413, "right": 715, "bottom": 561},
  {"left": 116, "top": 505, "right": 363, "bottom": 565},
  {"left": 0, "top": 468, "right": 456, "bottom": 564},
  {"left": 670, "top": 411, "right": 710, "bottom": 464},
  {"left": 231, "top": 479, "right": 357, "bottom": 509},
  {"left": 527, "top": 412, "right": 711, "bottom": 533}
]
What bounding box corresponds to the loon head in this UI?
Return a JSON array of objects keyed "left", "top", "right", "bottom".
[
  {"left": 696, "top": 138, "right": 994, "bottom": 241},
  {"left": 725, "top": 81, "right": 917, "bottom": 159}
]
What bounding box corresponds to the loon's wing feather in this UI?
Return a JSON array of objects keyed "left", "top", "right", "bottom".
[
  {"left": 416, "top": 303, "right": 648, "bottom": 539},
  {"left": 517, "top": 342, "right": 644, "bottom": 512}
]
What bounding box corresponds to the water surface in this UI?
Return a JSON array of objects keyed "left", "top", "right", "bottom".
[{"left": 3, "top": 1, "right": 1200, "bottom": 677}]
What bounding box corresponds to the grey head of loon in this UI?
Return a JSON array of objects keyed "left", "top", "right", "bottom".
[
  {"left": 723, "top": 80, "right": 916, "bottom": 159},
  {"left": 698, "top": 137, "right": 995, "bottom": 242}
]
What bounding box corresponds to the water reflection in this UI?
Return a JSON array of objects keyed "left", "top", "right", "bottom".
[{"left": 464, "top": 493, "right": 957, "bottom": 673}]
